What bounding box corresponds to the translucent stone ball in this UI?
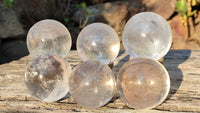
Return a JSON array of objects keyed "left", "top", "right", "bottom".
[
  {"left": 117, "top": 58, "right": 170, "bottom": 109},
  {"left": 27, "top": 19, "right": 72, "bottom": 58},
  {"left": 69, "top": 61, "right": 115, "bottom": 108},
  {"left": 24, "top": 54, "right": 71, "bottom": 102},
  {"left": 122, "top": 12, "right": 172, "bottom": 60},
  {"left": 77, "top": 23, "right": 120, "bottom": 64}
]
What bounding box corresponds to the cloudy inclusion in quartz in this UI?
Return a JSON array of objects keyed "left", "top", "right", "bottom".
[
  {"left": 122, "top": 12, "right": 172, "bottom": 60},
  {"left": 69, "top": 61, "right": 115, "bottom": 108},
  {"left": 24, "top": 54, "right": 71, "bottom": 102},
  {"left": 77, "top": 23, "right": 120, "bottom": 64},
  {"left": 27, "top": 19, "right": 72, "bottom": 58},
  {"left": 117, "top": 58, "right": 170, "bottom": 109}
]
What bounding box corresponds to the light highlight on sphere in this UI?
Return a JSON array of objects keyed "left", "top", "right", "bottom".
[
  {"left": 122, "top": 12, "right": 172, "bottom": 60},
  {"left": 24, "top": 54, "right": 71, "bottom": 102},
  {"left": 27, "top": 19, "right": 72, "bottom": 58},
  {"left": 77, "top": 23, "right": 120, "bottom": 64},
  {"left": 69, "top": 61, "right": 115, "bottom": 108},
  {"left": 117, "top": 57, "right": 170, "bottom": 109}
]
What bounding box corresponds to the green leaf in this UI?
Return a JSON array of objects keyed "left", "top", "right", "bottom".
[
  {"left": 63, "top": 18, "right": 69, "bottom": 23},
  {"left": 86, "top": 9, "right": 90, "bottom": 15},
  {"left": 4, "top": 0, "right": 15, "bottom": 7},
  {"left": 188, "top": 10, "right": 197, "bottom": 17},
  {"left": 80, "top": 2, "right": 86, "bottom": 9},
  {"left": 176, "top": 0, "right": 188, "bottom": 16}
]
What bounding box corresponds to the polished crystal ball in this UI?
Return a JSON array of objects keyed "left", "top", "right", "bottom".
[
  {"left": 117, "top": 58, "right": 170, "bottom": 109},
  {"left": 24, "top": 54, "right": 71, "bottom": 102},
  {"left": 27, "top": 19, "right": 72, "bottom": 58},
  {"left": 69, "top": 61, "right": 115, "bottom": 108},
  {"left": 77, "top": 23, "right": 120, "bottom": 64},
  {"left": 122, "top": 12, "right": 172, "bottom": 60}
]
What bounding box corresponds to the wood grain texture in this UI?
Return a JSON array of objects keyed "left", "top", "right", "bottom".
[{"left": 0, "top": 50, "right": 199, "bottom": 113}]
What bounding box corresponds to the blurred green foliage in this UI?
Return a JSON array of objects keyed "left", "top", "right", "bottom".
[
  {"left": 176, "top": 0, "right": 188, "bottom": 19},
  {"left": 3, "top": 0, "right": 15, "bottom": 7},
  {"left": 63, "top": 18, "right": 69, "bottom": 24},
  {"left": 176, "top": 0, "right": 198, "bottom": 39},
  {"left": 3, "top": 0, "right": 89, "bottom": 31},
  {"left": 176, "top": 0, "right": 197, "bottom": 21},
  {"left": 75, "top": 2, "right": 90, "bottom": 15},
  {"left": 80, "top": 2, "right": 87, "bottom": 9}
]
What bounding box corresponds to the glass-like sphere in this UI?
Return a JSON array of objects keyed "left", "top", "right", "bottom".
[
  {"left": 24, "top": 54, "right": 71, "bottom": 102},
  {"left": 117, "top": 58, "right": 170, "bottom": 109},
  {"left": 77, "top": 23, "right": 120, "bottom": 64},
  {"left": 69, "top": 61, "right": 115, "bottom": 108},
  {"left": 27, "top": 19, "right": 72, "bottom": 58},
  {"left": 122, "top": 12, "right": 172, "bottom": 60}
]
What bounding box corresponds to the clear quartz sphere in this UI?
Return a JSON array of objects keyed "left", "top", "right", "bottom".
[
  {"left": 77, "top": 23, "right": 120, "bottom": 64},
  {"left": 69, "top": 61, "right": 115, "bottom": 108},
  {"left": 117, "top": 58, "right": 170, "bottom": 109},
  {"left": 24, "top": 54, "right": 71, "bottom": 102},
  {"left": 122, "top": 12, "right": 172, "bottom": 60},
  {"left": 27, "top": 19, "right": 72, "bottom": 58}
]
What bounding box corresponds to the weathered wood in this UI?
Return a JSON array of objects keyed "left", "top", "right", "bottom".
[{"left": 0, "top": 50, "right": 199, "bottom": 112}]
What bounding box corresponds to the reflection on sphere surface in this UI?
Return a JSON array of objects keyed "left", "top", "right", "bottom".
[
  {"left": 69, "top": 61, "right": 115, "bottom": 108},
  {"left": 77, "top": 23, "right": 120, "bottom": 64},
  {"left": 122, "top": 12, "right": 172, "bottom": 60},
  {"left": 27, "top": 19, "right": 72, "bottom": 58}
]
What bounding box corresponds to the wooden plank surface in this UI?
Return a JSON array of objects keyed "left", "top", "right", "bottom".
[{"left": 0, "top": 50, "right": 199, "bottom": 113}]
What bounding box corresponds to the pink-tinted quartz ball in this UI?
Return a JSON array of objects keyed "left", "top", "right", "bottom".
[{"left": 117, "top": 58, "right": 170, "bottom": 109}]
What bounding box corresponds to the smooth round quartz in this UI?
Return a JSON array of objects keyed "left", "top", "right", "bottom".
[
  {"left": 77, "top": 23, "right": 120, "bottom": 64},
  {"left": 69, "top": 61, "right": 115, "bottom": 108},
  {"left": 117, "top": 58, "right": 170, "bottom": 109},
  {"left": 27, "top": 19, "right": 72, "bottom": 58},
  {"left": 24, "top": 54, "right": 71, "bottom": 102},
  {"left": 122, "top": 12, "right": 172, "bottom": 60}
]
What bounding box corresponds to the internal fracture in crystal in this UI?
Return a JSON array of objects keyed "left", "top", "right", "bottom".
[
  {"left": 24, "top": 54, "right": 71, "bottom": 102},
  {"left": 27, "top": 19, "right": 72, "bottom": 58}
]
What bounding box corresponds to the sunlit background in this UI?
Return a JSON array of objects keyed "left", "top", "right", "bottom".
[{"left": 0, "top": 0, "right": 200, "bottom": 64}]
